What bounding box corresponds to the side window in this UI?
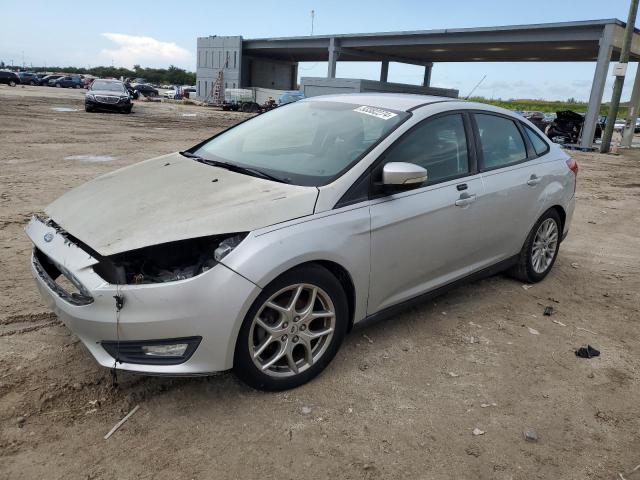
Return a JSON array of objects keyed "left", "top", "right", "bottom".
[
  {"left": 475, "top": 114, "right": 527, "bottom": 170},
  {"left": 523, "top": 124, "right": 550, "bottom": 156},
  {"left": 383, "top": 113, "right": 469, "bottom": 184}
]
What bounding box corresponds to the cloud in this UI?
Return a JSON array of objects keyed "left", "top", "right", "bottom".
[{"left": 99, "top": 33, "right": 192, "bottom": 68}]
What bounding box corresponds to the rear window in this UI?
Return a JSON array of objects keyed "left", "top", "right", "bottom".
[
  {"left": 523, "top": 124, "right": 550, "bottom": 156},
  {"left": 475, "top": 114, "right": 527, "bottom": 170}
]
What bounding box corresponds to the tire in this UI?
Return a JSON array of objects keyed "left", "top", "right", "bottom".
[
  {"left": 124, "top": 107, "right": 132, "bottom": 114},
  {"left": 234, "top": 264, "right": 348, "bottom": 391},
  {"left": 30, "top": 81, "right": 36, "bottom": 86},
  {"left": 9, "top": 80, "right": 16, "bottom": 87},
  {"left": 55, "top": 83, "right": 61, "bottom": 88},
  {"left": 85, "top": 105, "right": 93, "bottom": 112},
  {"left": 509, "top": 209, "right": 562, "bottom": 283}
]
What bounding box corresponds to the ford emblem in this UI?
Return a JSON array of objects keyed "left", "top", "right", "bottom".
[{"left": 44, "top": 232, "right": 54, "bottom": 243}]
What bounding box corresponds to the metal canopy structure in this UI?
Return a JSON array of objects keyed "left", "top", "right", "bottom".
[{"left": 242, "top": 19, "right": 640, "bottom": 148}]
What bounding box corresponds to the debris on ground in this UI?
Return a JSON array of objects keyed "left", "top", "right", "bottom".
[
  {"left": 552, "top": 319, "right": 567, "bottom": 327},
  {"left": 362, "top": 334, "right": 374, "bottom": 344},
  {"left": 523, "top": 429, "right": 539, "bottom": 442},
  {"left": 522, "top": 284, "right": 533, "bottom": 290},
  {"left": 104, "top": 405, "right": 140, "bottom": 440},
  {"left": 301, "top": 406, "right": 312, "bottom": 415},
  {"left": 577, "top": 326, "right": 598, "bottom": 335},
  {"left": 575, "top": 345, "right": 601, "bottom": 359},
  {"left": 472, "top": 428, "right": 485, "bottom": 436},
  {"left": 543, "top": 306, "right": 554, "bottom": 316},
  {"left": 480, "top": 403, "right": 497, "bottom": 408},
  {"left": 527, "top": 327, "right": 540, "bottom": 335},
  {"left": 465, "top": 445, "right": 481, "bottom": 457},
  {"left": 571, "top": 262, "right": 580, "bottom": 268}
]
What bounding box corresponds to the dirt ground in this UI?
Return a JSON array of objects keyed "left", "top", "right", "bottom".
[{"left": 1, "top": 84, "right": 639, "bottom": 480}]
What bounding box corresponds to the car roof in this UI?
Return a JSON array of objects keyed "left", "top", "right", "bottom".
[
  {"left": 302, "top": 93, "right": 526, "bottom": 119},
  {"left": 304, "top": 93, "right": 456, "bottom": 112}
]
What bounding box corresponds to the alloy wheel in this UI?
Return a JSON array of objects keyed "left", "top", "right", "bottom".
[
  {"left": 249, "top": 283, "right": 336, "bottom": 377},
  {"left": 531, "top": 218, "right": 559, "bottom": 273}
]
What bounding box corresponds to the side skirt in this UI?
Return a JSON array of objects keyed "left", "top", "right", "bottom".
[{"left": 355, "top": 255, "right": 519, "bottom": 330}]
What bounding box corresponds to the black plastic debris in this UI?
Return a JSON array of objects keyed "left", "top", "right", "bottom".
[
  {"left": 575, "top": 345, "right": 600, "bottom": 359},
  {"left": 543, "top": 306, "right": 554, "bottom": 316}
]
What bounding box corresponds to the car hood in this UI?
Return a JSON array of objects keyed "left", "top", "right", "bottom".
[
  {"left": 45, "top": 152, "right": 319, "bottom": 256},
  {"left": 88, "top": 89, "right": 127, "bottom": 96}
]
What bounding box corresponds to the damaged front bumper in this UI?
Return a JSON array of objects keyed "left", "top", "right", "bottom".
[{"left": 25, "top": 216, "right": 261, "bottom": 375}]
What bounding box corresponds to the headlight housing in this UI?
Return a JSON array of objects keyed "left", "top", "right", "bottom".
[{"left": 93, "top": 233, "right": 247, "bottom": 284}]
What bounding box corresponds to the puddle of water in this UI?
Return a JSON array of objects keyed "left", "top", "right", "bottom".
[
  {"left": 181, "top": 113, "right": 197, "bottom": 117},
  {"left": 64, "top": 155, "right": 116, "bottom": 162},
  {"left": 51, "top": 107, "right": 79, "bottom": 112}
]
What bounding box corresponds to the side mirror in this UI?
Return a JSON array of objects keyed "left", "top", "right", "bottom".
[{"left": 382, "top": 162, "right": 428, "bottom": 188}]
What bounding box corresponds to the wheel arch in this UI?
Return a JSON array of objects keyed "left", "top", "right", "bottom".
[
  {"left": 261, "top": 260, "right": 358, "bottom": 332},
  {"left": 549, "top": 204, "right": 566, "bottom": 235}
]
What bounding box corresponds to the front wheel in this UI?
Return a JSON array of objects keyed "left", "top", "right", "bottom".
[
  {"left": 9, "top": 80, "right": 16, "bottom": 87},
  {"left": 509, "top": 209, "right": 562, "bottom": 283},
  {"left": 234, "top": 265, "right": 348, "bottom": 391}
]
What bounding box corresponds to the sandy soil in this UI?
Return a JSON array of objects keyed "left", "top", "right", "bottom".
[{"left": 1, "top": 84, "right": 639, "bottom": 480}]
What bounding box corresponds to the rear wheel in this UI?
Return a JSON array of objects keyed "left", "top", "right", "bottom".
[
  {"left": 234, "top": 265, "right": 348, "bottom": 391},
  {"left": 9, "top": 80, "right": 16, "bottom": 87},
  {"left": 510, "top": 209, "right": 562, "bottom": 283}
]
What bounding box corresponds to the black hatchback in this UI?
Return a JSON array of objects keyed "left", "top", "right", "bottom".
[{"left": 0, "top": 71, "right": 20, "bottom": 86}]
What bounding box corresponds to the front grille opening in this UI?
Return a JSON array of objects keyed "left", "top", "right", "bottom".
[{"left": 33, "top": 247, "right": 93, "bottom": 305}]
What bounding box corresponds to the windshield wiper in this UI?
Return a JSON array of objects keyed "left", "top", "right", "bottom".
[{"left": 180, "top": 151, "right": 290, "bottom": 183}]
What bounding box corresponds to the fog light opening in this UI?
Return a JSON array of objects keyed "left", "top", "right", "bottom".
[{"left": 141, "top": 343, "right": 188, "bottom": 357}]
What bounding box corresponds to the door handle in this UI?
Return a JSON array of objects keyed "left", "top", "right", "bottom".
[
  {"left": 527, "top": 174, "right": 541, "bottom": 186},
  {"left": 455, "top": 193, "right": 477, "bottom": 207}
]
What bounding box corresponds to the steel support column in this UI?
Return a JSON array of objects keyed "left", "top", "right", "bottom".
[
  {"left": 423, "top": 63, "right": 433, "bottom": 86},
  {"left": 622, "top": 63, "right": 640, "bottom": 146},
  {"left": 380, "top": 61, "right": 389, "bottom": 82},
  {"left": 580, "top": 25, "right": 614, "bottom": 149},
  {"left": 327, "top": 37, "right": 338, "bottom": 78}
]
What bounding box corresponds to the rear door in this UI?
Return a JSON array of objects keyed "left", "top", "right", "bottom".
[
  {"left": 472, "top": 112, "right": 552, "bottom": 260},
  {"left": 368, "top": 111, "right": 487, "bottom": 314}
]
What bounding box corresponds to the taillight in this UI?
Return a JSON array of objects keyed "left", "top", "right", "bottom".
[{"left": 566, "top": 158, "right": 579, "bottom": 175}]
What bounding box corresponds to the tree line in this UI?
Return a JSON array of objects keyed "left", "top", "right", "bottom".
[{"left": 3, "top": 63, "right": 196, "bottom": 85}]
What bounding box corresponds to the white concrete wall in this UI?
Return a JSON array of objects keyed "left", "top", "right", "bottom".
[{"left": 196, "top": 36, "right": 243, "bottom": 100}]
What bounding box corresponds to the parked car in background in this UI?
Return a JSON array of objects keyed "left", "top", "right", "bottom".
[
  {"left": 39, "top": 74, "right": 63, "bottom": 86},
  {"left": 52, "top": 75, "right": 82, "bottom": 88},
  {"left": 163, "top": 89, "right": 178, "bottom": 99},
  {"left": 0, "top": 70, "right": 21, "bottom": 86},
  {"left": 545, "top": 110, "right": 601, "bottom": 144},
  {"left": 133, "top": 84, "right": 159, "bottom": 97},
  {"left": 522, "top": 111, "right": 548, "bottom": 132},
  {"left": 277, "top": 91, "right": 305, "bottom": 105},
  {"left": 17, "top": 72, "right": 39, "bottom": 85},
  {"left": 85, "top": 79, "right": 132, "bottom": 113},
  {"left": 27, "top": 93, "right": 576, "bottom": 390},
  {"left": 82, "top": 76, "right": 96, "bottom": 88}
]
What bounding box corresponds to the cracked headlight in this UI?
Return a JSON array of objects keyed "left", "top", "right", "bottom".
[{"left": 93, "top": 233, "right": 248, "bottom": 284}]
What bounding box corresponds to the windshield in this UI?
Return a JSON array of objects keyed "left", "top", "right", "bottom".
[
  {"left": 193, "top": 101, "right": 408, "bottom": 186},
  {"left": 91, "top": 81, "right": 125, "bottom": 93}
]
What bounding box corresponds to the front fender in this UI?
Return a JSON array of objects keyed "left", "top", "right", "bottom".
[{"left": 221, "top": 204, "right": 371, "bottom": 325}]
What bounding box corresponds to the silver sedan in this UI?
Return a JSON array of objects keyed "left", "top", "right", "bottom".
[{"left": 26, "top": 93, "right": 576, "bottom": 390}]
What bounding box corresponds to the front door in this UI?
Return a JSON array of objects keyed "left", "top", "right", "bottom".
[{"left": 368, "top": 112, "right": 489, "bottom": 315}]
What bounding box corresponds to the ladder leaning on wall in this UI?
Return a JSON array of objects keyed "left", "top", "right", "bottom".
[{"left": 208, "top": 70, "right": 224, "bottom": 106}]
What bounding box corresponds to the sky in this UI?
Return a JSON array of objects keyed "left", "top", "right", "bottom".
[{"left": 1, "top": 0, "right": 639, "bottom": 101}]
